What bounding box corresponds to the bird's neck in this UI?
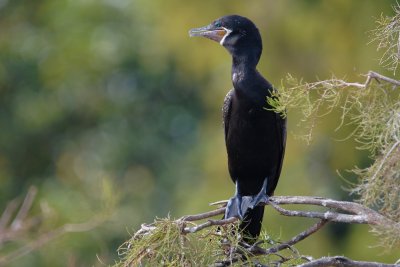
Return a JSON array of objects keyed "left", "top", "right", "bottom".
[
  {"left": 231, "top": 54, "right": 258, "bottom": 86},
  {"left": 231, "top": 53, "right": 272, "bottom": 106},
  {"left": 232, "top": 53, "right": 258, "bottom": 71}
]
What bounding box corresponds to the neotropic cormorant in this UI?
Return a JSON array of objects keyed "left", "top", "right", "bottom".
[{"left": 189, "top": 15, "right": 286, "bottom": 240}]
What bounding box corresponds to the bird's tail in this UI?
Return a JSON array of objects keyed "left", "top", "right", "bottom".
[
  {"left": 225, "top": 179, "right": 269, "bottom": 241},
  {"left": 240, "top": 205, "right": 264, "bottom": 242}
]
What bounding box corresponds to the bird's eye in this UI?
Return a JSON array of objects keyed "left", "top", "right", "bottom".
[{"left": 214, "top": 22, "right": 222, "bottom": 27}]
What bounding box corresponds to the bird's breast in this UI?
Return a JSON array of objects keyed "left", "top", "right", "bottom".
[{"left": 226, "top": 94, "right": 280, "bottom": 191}]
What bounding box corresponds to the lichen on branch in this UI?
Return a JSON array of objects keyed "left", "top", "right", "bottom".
[
  {"left": 267, "top": 70, "right": 400, "bottom": 248},
  {"left": 370, "top": 2, "right": 400, "bottom": 74}
]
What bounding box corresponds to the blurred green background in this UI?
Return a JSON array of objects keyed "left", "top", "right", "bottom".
[{"left": 0, "top": 0, "right": 398, "bottom": 266}]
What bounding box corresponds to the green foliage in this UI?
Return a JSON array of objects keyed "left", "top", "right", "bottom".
[
  {"left": 0, "top": 0, "right": 204, "bottom": 265},
  {"left": 114, "top": 216, "right": 306, "bottom": 266},
  {"left": 116, "top": 217, "right": 223, "bottom": 266}
]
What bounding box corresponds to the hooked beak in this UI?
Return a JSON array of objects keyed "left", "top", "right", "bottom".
[{"left": 189, "top": 24, "right": 227, "bottom": 43}]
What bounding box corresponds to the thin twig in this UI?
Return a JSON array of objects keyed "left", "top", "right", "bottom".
[
  {"left": 367, "top": 70, "right": 400, "bottom": 87},
  {"left": 11, "top": 186, "right": 37, "bottom": 231},
  {"left": 258, "top": 219, "right": 328, "bottom": 255},
  {"left": 180, "top": 207, "right": 225, "bottom": 222},
  {"left": 369, "top": 140, "right": 400, "bottom": 183},
  {"left": 0, "top": 200, "right": 19, "bottom": 231},
  {"left": 183, "top": 217, "right": 237, "bottom": 234},
  {"left": 297, "top": 70, "right": 400, "bottom": 91}
]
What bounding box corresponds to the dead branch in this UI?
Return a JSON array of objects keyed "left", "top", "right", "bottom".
[
  {"left": 298, "top": 256, "right": 399, "bottom": 267},
  {"left": 205, "top": 196, "right": 393, "bottom": 228},
  {"left": 268, "top": 196, "right": 393, "bottom": 226},
  {"left": 0, "top": 215, "right": 106, "bottom": 266}
]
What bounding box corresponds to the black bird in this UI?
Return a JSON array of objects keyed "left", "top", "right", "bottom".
[{"left": 189, "top": 15, "right": 286, "bottom": 239}]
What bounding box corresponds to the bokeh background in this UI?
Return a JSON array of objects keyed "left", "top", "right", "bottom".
[{"left": 0, "top": 0, "right": 399, "bottom": 266}]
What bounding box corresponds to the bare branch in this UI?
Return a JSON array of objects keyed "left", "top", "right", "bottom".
[
  {"left": 366, "top": 71, "right": 400, "bottom": 87},
  {"left": 298, "top": 256, "right": 398, "bottom": 267},
  {"left": 170, "top": 195, "right": 394, "bottom": 236},
  {"left": 268, "top": 196, "right": 393, "bottom": 226},
  {"left": 300, "top": 71, "right": 400, "bottom": 90},
  {"left": 120, "top": 195, "right": 398, "bottom": 267},
  {"left": 211, "top": 196, "right": 393, "bottom": 226},
  {"left": 10, "top": 186, "right": 37, "bottom": 231},
  {"left": 255, "top": 219, "right": 328, "bottom": 255},
  {"left": 0, "top": 187, "right": 107, "bottom": 266}
]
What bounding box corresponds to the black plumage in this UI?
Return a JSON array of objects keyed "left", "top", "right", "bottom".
[{"left": 190, "top": 15, "right": 286, "bottom": 240}]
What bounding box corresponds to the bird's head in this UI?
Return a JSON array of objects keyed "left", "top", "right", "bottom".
[{"left": 189, "top": 15, "right": 262, "bottom": 63}]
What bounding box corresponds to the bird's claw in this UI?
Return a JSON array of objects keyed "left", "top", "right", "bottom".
[
  {"left": 248, "top": 177, "right": 270, "bottom": 209},
  {"left": 225, "top": 178, "right": 270, "bottom": 220},
  {"left": 248, "top": 194, "right": 269, "bottom": 209},
  {"left": 225, "top": 195, "right": 244, "bottom": 220}
]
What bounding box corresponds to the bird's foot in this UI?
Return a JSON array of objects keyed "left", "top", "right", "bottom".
[
  {"left": 247, "top": 193, "right": 269, "bottom": 210},
  {"left": 225, "top": 178, "right": 270, "bottom": 220},
  {"left": 225, "top": 194, "right": 244, "bottom": 220},
  {"left": 225, "top": 195, "right": 262, "bottom": 220},
  {"left": 248, "top": 177, "right": 270, "bottom": 209}
]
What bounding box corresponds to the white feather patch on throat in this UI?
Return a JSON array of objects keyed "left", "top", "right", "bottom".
[{"left": 219, "top": 27, "right": 232, "bottom": 46}]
